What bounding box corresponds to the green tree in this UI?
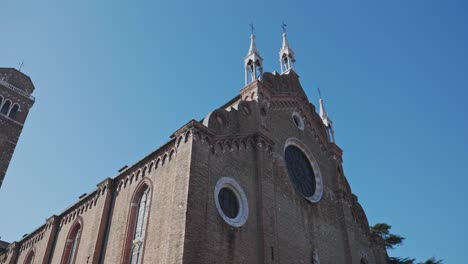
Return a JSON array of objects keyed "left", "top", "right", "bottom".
[
  {"left": 370, "top": 223, "right": 443, "bottom": 264},
  {"left": 389, "top": 257, "right": 415, "bottom": 264},
  {"left": 418, "top": 257, "right": 443, "bottom": 264},
  {"left": 370, "top": 223, "right": 405, "bottom": 249}
]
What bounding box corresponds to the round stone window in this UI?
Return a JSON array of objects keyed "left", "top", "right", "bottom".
[
  {"left": 292, "top": 112, "right": 304, "bottom": 130},
  {"left": 284, "top": 138, "right": 323, "bottom": 203},
  {"left": 214, "top": 177, "right": 249, "bottom": 227}
]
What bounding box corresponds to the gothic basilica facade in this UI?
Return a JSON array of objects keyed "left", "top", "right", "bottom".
[{"left": 0, "top": 31, "right": 388, "bottom": 264}]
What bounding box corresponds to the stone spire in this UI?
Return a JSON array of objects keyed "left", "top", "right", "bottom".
[
  {"left": 244, "top": 24, "right": 263, "bottom": 85},
  {"left": 279, "top": 23, "right": 296, "bottom": 73},
  {"left": 319, "top": 94, "right": 335, "bottom": 143}
]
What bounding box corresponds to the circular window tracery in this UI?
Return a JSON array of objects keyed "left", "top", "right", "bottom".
[
  {"left": 214, "top": 177, "right": 249, "bottom": 227},
  {"left": 284, "top": 138, "right": 323, "bottom": 203},
  {"left": 285, "top": 145, "right": 316, "bottom": 197}
]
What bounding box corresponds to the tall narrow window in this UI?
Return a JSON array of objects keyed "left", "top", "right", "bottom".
[
  {"left": 9, "top": 104, "right": 19, "bottom": 119},
  {"left": 127, "top": 185, "right": 151, "bottom": 264},
  {"left": 1, "top": 100, "right": 10, "bottom": 115},
  {"left": 62, "top": 221, "right": 82, "bottom": 264},
  {"left": 0, "top": 96, "right": 3, "bottom": 108},
  {"left": 24, "top": 250, "right": 34, "bottom": 264}
]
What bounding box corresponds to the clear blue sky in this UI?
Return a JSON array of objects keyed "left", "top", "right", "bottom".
[{"left": 1, "top": 0, "right": 467, "bottom": 262}]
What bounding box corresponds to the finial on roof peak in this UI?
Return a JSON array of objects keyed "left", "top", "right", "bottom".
[
  {"left": 318, "top": 89, "right": 336, "bottom": 143},
  {"left": 244, "top": 23, "right": 263, "bottom": 85},
  {"left": 18, "top": 60, "right": 24, "bottom": 72},
  {"left": 279, "top": 23, "right": 295, "bottom": 73}
]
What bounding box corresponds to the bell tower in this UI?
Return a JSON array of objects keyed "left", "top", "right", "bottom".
[
  {"left": 279, "top": 23, "right": 296, "bottom": 73},
  {"left": 244, "top": 24, "right": 263, "bottom": 85},
  {"left": 0, "top": 68, "right": 35, "bottom": 188}
]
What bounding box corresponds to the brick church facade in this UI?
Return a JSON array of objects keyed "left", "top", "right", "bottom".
[{"left": 0, "top": 31, "right": 388, "bottom": 264}]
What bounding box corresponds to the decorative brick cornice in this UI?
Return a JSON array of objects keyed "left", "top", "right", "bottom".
[
  {"left": 0, "top": 79, "right": 35, "bottom": 101},
  {"left": 173, "top": 119, "right": 275, "bottom": 156},
  {"left": 113, "top": 120, "right": 204, "bottom": 194},
  {"left": 58, "top": 188, "right": 102, "bottom": 227},
  {"left": 11, "top": 215, "right": 58, "bottom": 254}
]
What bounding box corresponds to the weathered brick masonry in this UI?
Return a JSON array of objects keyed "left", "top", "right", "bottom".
[
  {"left": 0, "top": 68, "right": 35, "bottom": 188},
  {"left": 1, "top": 32, "right": 389, "bottom": 263}
]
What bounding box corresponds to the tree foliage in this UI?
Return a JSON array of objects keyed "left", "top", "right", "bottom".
[
  {"left": 369, "top": 223, "right": 404, "bottom": 249},
  {"left": 389, "top": 257, "right": 416, "bottom": 264},
  {"left": 369, "top": 223, "right": 443, "bottom": 264},
  {"left": 418, "top": 257, "right": 443, "bottom": 264}
]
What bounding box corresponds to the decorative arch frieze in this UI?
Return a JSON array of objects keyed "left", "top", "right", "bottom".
[
  {"left": 58, "top": 188, "right": 103, "bottom": 227},
  {"left": 113, "top": 128, "right": 188, "bottom": 194}
]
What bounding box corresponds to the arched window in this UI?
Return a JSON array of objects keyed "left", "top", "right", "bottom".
[
  {"left": 61, "top": 221, "right": 82, "bottom": 264},
  {"left": 24, "top": 250, "right": 34, "bottom": 264},
  {"left": 123, "top": 184, "right": 151, "bottom": 264},
  {"left": 9, "top": 104, "right": 19, "bottom": 119},
  {"left": 1, "top": 100, "right": 11, "bottom": 115}
]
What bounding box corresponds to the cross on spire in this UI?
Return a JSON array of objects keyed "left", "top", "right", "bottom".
[
  {"left": 249, "top": 23, "right": 255, "bottom": 35},
  {"left": 18, "top": 60, "right": 24, "bottom": 72},
  {"left": 281, "top": 22, "right": 287, "bottom": 33}
]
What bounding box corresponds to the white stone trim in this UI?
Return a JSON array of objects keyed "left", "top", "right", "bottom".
[
  {"left": 214, "top": 177, "right": 249, "bottom": 227},
  {"left": 284, "top": 137, "right": 323, "bottom": 203}
]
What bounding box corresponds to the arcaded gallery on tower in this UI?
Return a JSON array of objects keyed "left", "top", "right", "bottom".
[{"left": 0, "top": 30, "right": 389, "bottom": 264}]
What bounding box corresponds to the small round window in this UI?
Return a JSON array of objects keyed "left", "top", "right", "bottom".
[
  {"left": 218, "top": 188, "right": 239, "bottom": 218},
  {"left": 284, "top": 138, "right": 323, "bottom": 203},
  {"left": 292, "top": 112, "right": 304, "bottom": 130},
  {"left": 214, "top": 177, "right": 249, "bottom": 227}
]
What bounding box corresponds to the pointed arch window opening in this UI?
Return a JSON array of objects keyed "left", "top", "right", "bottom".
[
  {"left": 24, "top": 250, "right": 35, "bottom": 264},
  {"left": 1, "top": 100, "right": 11, "bottom": 115},
  {"left": 281, "top": 54, "right": 295, "bottom": 73},
  {"left": 129, "top": 186, "right": 151, "bottom": 264},
  {"left": 245, "top": 60, "right": 263, "bottom": 85},
  {"left": 9, "top": 104, "right": 19, "bottom": 120},
  {"left": 326, "top": 126, "right": 335, "bottom": 144},
  {"left": 68, "top": 230, "right": 81, "bottom": 264},
  {"left": 62, "top": 222, "right": 82, "bottom": 264}
]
